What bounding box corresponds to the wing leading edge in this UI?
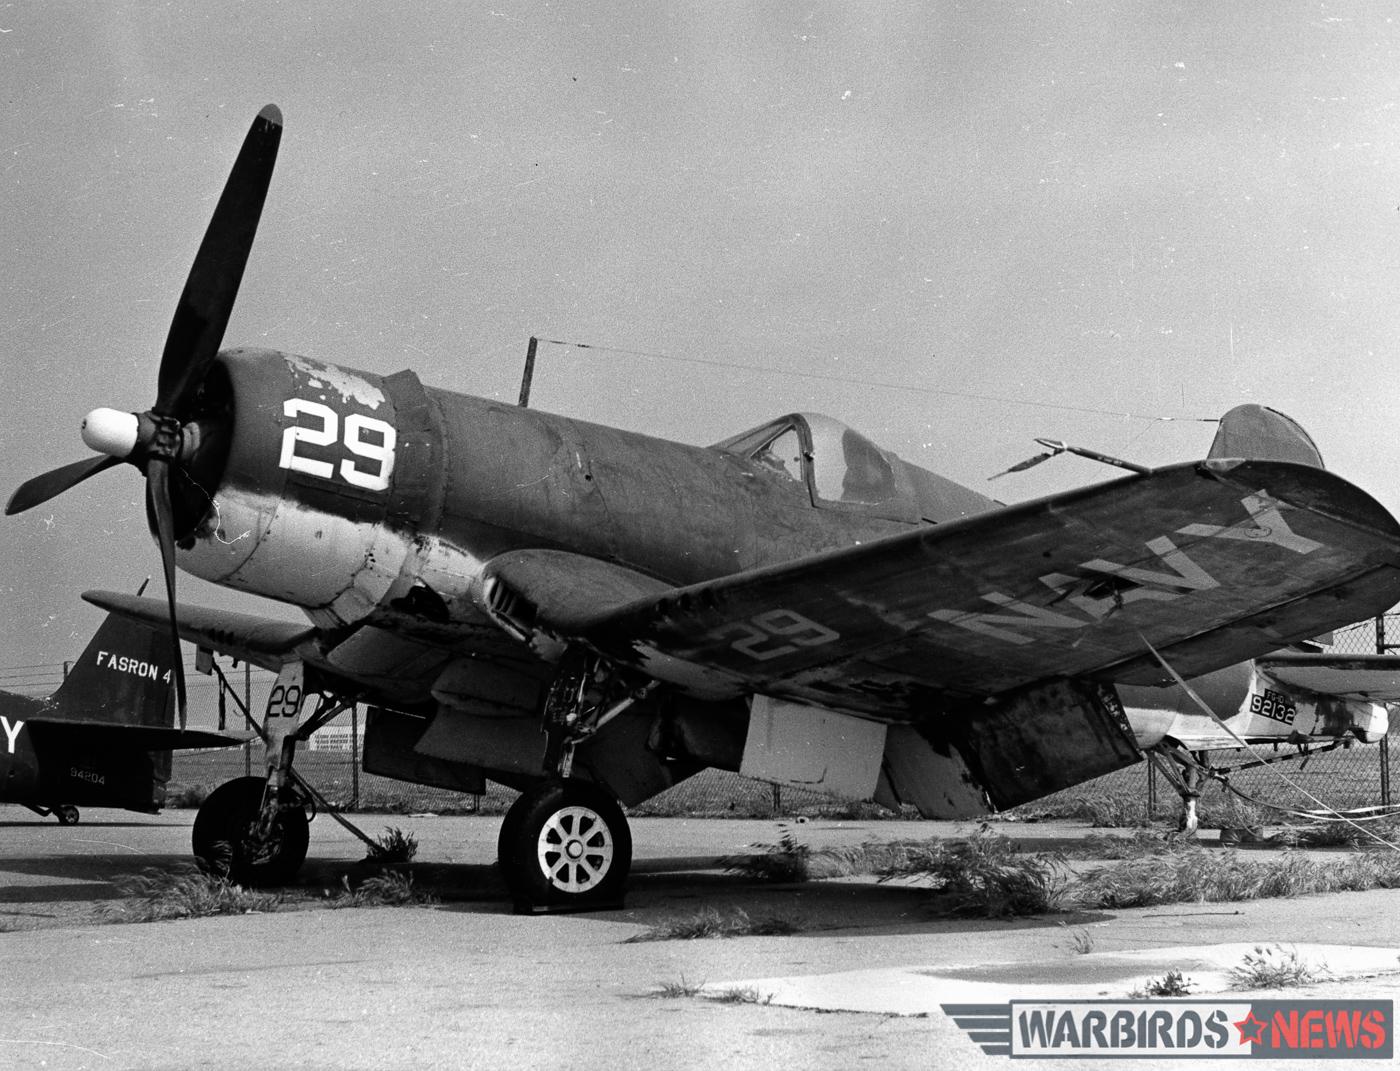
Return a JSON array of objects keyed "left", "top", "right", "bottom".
[{"left": 82, "top": 590, "right": 314, "bottom": 672}]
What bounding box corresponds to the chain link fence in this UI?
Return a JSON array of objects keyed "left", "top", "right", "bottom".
[
  {"left": 11, "top": 616, "right": 1399, "bottom": 822},
  {"left": 1032, "top": 614, "right": 1400, "bottom": 823}
]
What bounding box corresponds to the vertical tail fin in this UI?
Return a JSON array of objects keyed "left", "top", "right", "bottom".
[
  {"left": 1208, "top": 404, "right": 1324, "bottom": 468},
  {"left": 49, "top": 612, "right": 177, "bottom": 728}
]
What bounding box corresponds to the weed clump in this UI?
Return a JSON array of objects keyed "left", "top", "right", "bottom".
[
  {"left": 709, "top": 986, "right": 773, "bottom": 1005},
  {"left": 102, "top": 866, "right": 281, "bottom": 922},
  {"left": 1229, "top": 945, "right": 1322, "bottom": 990},
  {"left": 653, "top": 976, "right": 706, "bottom": 998},
  {"left": 722, "top": 824, "right": 812, "bottom": 883},
  {"left": 365, "top": 826, "right": 419, "bottom": 865},
  {"left": 879, "top": 828, "right": 1069, "bottom": 918},
  {"left": 332, "top": 870, "right": 437, "bottom": 907},
  {"left": 626, "top": 906, "right": 797, "bottom": 943},
  {"left": 1079, "top": 829, "right": 1186, "bottom": 859},
  {"left": 1130, "top": 970, "right": 1194, "bottom": 997}
]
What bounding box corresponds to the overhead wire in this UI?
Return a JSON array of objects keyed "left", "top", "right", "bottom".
[{"left": 533, "top": 336, "right": 1221, "bottom": 425}]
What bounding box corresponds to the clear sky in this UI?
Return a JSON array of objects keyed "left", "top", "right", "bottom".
[{"left": 4, "top": 2, "right": 1400, "bottom": 670}]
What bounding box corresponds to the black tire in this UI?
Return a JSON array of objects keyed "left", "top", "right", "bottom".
[
  {"left": 496, "top": 792, "right": 529, "bottom": 873},
  {"left": 55, "top": 805, "right": 80, "bottom": 826},
  {"left": 500, "top": 779, "right": 631, "bottom": 913},
  {"left": 192, "top": 776, "right": 309, "bottom": 887}
]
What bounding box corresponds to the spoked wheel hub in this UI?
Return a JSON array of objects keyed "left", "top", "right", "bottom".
[
  {"left": 500, "top": 779, "right": 631, "bottom": 913},
  {"left": 537, "top": 804, "right": 615, "bottom": 894}
]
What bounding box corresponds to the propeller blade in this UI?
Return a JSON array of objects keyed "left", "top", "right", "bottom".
[
  {"left": 155, "top": 103, "right": 283, "bottom": 418},
  {"left": 6, "top": 455, "right": 122, "bottom": 515},
  {"left": 149, "top": 460, "right": 188, "bottom": 729}
]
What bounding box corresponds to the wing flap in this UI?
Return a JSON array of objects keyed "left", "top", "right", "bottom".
[{"left": 569, "top": 460, "right": 1400, "bottom": 715}]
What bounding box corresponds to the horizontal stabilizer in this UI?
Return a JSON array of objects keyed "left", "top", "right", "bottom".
[
  {"left": 84, "top": 590, "right": 313, "bottom": 672},
  {"left": 26, "top": 719, "right": 253, "bottom": 751},
  {"left": 1256, "top": 652, "right": 1400, "bottom": 701}
]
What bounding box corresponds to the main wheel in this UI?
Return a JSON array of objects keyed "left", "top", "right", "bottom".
[
  {"left": 192, "top": 776, "right": 309, "bottom": 887},
  {"left": 55, "top": 805, "right": 80, "bottom": 826},
  {"left": 500, "top": 779, "right": 631, "bottom": 913}
]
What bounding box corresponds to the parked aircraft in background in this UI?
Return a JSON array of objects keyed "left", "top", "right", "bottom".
[
  {"left": 11, "top": 106, "right": 1400, "bottom": 910},
  {"left": 0, "top": 607, "right": 246, "bottom": 824}
]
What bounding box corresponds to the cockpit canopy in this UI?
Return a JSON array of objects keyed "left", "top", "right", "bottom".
[{"left": 715, "top": 413, "right": 998, "bottom": 524}]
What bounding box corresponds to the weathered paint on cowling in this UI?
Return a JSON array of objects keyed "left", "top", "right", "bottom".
[
  {"left": 178, "top": 350, "right": 454, "bottom": 628},
  {"left": 177, "top": 348, "right": 925, "bottom": 629}
]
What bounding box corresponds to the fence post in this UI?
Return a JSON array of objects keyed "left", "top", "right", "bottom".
[
  {"left": 351, "top": 704, "right": 360, "bottom": 811},
  {"left": 1146, "top": 758, "right": 1158, "bottom": 821},
  {"left": 1380, "top": 615, "right": 1393, "bottom": 806},
  {"left": 243, "top": 662, "right": 252, "bottom": 779}
]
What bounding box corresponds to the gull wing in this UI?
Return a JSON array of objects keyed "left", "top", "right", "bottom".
[{"left": 552, "top": 460, "right": 1400, "bottom": 717}]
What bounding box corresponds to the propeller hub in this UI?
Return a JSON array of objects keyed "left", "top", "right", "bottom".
[{"left": 81, "top": 408, "right": 140, "bottom": 459}]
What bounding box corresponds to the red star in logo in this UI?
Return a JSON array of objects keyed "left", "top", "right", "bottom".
[{"left": 1235, "top": 1010, "right": 1269, "bottom": 1046}]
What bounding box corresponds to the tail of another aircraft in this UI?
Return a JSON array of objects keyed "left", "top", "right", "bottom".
[
  {"left": 48, "top": 612, "right": 176, "bottom": 728},
  {"left": 1208, "top": 404, "right": 1324, "bottom": 468}
]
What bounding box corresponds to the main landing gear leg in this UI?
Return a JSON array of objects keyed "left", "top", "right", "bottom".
[
  {"left": 498, "top": 649, "right": 643, "bottom": 914},
  {"left": 192, "top": 662, "right": 314, "bottom": 886},
  {"left": 1148, "top": 743, "right": 1207, "bottom": 834}
]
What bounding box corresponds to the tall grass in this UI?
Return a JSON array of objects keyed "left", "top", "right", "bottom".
[
  {"left": 626, "top": 906, "right": 797, "bottom": 942},
  {"left": 1075, "top": 848, "right": 1400, "bottom": 909},
  {"left": 101, "top": 867, "right": 282, "bottom": 922},
  {"left": 878, "top": 829, "right": 1070, "bottom": 917}
]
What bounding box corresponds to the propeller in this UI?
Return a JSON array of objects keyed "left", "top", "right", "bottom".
[{"left": 6, "top": 105, "right": 284, "bottom": 726}]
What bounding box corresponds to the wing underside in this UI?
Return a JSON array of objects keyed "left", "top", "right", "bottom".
[{"left": 1258, "top": 653, "right": 1400, "bottom": 701}]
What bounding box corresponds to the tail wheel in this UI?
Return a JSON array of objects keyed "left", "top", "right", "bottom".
[
  {"left": 500, "top": 779, "right": 631, "bottom": 913},
  {"left": 55, "top": 805, "right": 80, "bottom": 826},
  {"left": 192, "top": 775, "right": 309, "bottom": 887}
]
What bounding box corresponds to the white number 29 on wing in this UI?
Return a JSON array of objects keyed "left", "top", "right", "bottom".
[{"left": 279, "top": 399, "right": 397, "bottom": 491}]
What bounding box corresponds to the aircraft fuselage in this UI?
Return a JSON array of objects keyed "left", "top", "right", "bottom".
[{"left": 177, "top": 348, "right": 974, "bottom": 641}]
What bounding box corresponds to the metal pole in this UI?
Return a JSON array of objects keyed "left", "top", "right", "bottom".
[
  {"left": 1381, "top": 615, "right": 1393, "bottom": 806},
  {"left": 518, "top": 335, "right": 538, "bottom": 408},
  {"left": 244, "top": 662, "right": 252, "bottom": 779},
  {"left": 1147, "top": 756, "right": 1158, "bottom": 820},
  {"left": 351, "top": 704, "right": 360, "bottom": 811}
]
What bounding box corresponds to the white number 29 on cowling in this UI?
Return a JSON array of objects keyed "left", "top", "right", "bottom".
[{"left": 279, "top": 399, "right": 398, "bottom": 491}]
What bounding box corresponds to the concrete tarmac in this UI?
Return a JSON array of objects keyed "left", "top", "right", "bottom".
[{"left": 2, "top": 808, "right": 1399, "bottom": 1069}]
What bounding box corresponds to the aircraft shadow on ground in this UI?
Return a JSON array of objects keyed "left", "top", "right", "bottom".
[
  {"left": 0, "top": 853, "right": 192, "bottom": 900},
  {"left": 0, "top": 819, "right": 188, "bottom": 829},
  {"left": 397, "top": 854, "right": 1115, "bottom": 937},
  {"left": 0, "top": 845, "right": 1114, "bottom": 937}
]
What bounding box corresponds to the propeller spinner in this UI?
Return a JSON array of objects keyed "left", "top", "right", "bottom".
[{"left": 6, "top": 105, "right": 284, "bottom": 726}]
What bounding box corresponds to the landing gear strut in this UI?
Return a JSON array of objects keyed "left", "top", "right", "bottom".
[
  {"left": 1148, "top": 743, "right": 1207, "bottom": 833},
  {"left": 495, "top": 648, "right": 646, "bottom": 913},
  {"left": 28, "top": 803, "right": 81, "bottom": 825},
  {"left": 498, "top": 778, "right": 631, "bottom": 913}
]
